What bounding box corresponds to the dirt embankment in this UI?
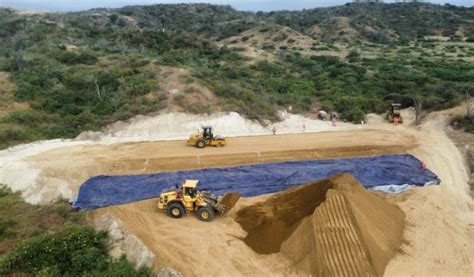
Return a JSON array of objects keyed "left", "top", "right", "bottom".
[
  {"left": 446, "top": 127, "right": 474, "bottom": 197},
  {"left": 236, "top": 174, "right": 405, "bottom": 277}
]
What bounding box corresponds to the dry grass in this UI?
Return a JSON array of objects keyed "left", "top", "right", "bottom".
[
  {"left": 156, "top": 66, "right": 219, "bottom": 113},
  {"left": 219, "top": 26, "right": 349, "bottom": 59},
  {"left": 0, "top": 72, "right": 29, "bottom": 118}
]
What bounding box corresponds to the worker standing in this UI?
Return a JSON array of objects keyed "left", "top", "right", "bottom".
[
  {"left": 330, "top": 112, "right": 337, "bottom": 127},
  {"left": 303, "top": 123, "right": 306, "bottom": 132},
  {"left": 272, "top": 126, "right": 277, "bottom": 135}
]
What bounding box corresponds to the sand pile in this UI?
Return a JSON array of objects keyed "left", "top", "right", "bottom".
[
  {"left": 236, "top": 174, "right": 405, "bottom": 276},
  {"left": 235, "top": 179, "right": 333, "bottom": 254}
]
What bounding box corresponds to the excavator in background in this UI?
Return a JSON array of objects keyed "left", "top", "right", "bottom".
[
  {"left": 157, "top": 180, "right": 240, "bottom": 222},
  {"left": 386, "top": 103, "right": 403, "bottom": 124},
  {"left": 187, "top": 126, "right": 226, "bottom": 148}
]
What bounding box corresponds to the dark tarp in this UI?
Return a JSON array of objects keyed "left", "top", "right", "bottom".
[{"left": 72, "top": 154, "right": 440, "bottom": 210}]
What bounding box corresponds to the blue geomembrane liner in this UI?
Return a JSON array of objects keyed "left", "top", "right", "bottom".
[{"left": 72, "top": 154, "right": 440, "bottom": 210}]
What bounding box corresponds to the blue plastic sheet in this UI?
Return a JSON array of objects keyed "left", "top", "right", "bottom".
[{"left": 72, "top": 154, "right": 440, "bottom": 210}]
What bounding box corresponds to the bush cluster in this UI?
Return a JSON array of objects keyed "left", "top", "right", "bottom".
[{"left": 0, "top": 225, "right": 153, "bottom": 276}]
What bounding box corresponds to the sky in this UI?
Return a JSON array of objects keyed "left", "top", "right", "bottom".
[{"left": 0, "top": 0, "right": 473, "bottom": 12}]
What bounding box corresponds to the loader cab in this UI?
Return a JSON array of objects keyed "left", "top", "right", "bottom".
[
  {"left": 183, "top": 180, "right": 198, "bottom": 198},
  {"left": 202, "top": 126, "right": 213, "bottom": 140},
  {"left": 391, "top": 103, "right": 402, "bottom": 117}
]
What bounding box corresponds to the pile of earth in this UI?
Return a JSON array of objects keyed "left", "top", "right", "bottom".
[{"left": 236, "top": 173, "right": 405, "bottom": 276}]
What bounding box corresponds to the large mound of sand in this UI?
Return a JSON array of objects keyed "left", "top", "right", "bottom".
[{"left": 236, "top": 174, "right": 405, "bottom": 276}]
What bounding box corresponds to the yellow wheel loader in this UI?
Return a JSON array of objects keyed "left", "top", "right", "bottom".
[
  {"left": 157, "top": 180, "right": 240, "bottom": 222},
  {"left": 187, "top": 126, "right": 226, "bottom": 148}
]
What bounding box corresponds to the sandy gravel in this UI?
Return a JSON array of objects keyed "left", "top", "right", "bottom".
[{"left": 0, "top": 109, "right": 472, "bottom": 276}]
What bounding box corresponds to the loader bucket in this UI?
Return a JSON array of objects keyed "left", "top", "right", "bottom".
[{"left": 214, "top": 192, "right": 241, "bottom": 215}]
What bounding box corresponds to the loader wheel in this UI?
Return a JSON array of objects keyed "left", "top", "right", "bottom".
[
  {"left": 167, "top": 202, "right": 185, "bottom": 219},
  {"left": 196, "top": 140, "right": 205, "bottom": 148},
  {"left": 196, "top": 206, "right": 215, "bottom": 222}
]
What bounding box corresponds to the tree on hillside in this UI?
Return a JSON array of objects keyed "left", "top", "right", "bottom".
[
  {"left": 466, "top": 89, "right": 472, "bottom": 118},
  {"left": 413, "top": 96, "right": 423, "bottom": 125}
]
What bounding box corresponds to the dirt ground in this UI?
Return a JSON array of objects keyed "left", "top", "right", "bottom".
[
  {"left": 2, "top": 108, "right": 473, "bottom": 276},
  {"left": 94, "top": 174, "right": 405, "bottom": 276},
  {"left": 383, "top": 116, "right": 473, "bottom": 276},
  {"left": 92, "top": 118, "right": 472, "bottom": 276},
  {"left": 26, "top": 129, "right": 415, "bottom": 204}
]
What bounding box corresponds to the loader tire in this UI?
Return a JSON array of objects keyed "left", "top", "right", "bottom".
[
  {"left": 196, "top": 206, "right": 215, "bottom": 222},
  {"left": 196, "top": 140, "right": 205, "bottom": 148},
  {"left": 167, "top": 202, "right": 185, "bottom": 219}
]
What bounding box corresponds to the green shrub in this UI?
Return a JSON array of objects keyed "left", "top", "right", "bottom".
[
  {"left": 347, "top": 50, "right": 360, "bottom": 62},
  {"left": 120, "top": 74, "right": 155, "bottom": 97},
  {"left": 7, "top": 110, "right": 46, "bottom": 127},
  {"left": 397, "top": 47, "right": 411, "bottom": 54},
  {"left": 341, "top": 107, "right": 366, "bottom": 123},
  {"left": 312, "top": 46, "right": 330, "bottom": 51},
  {"left": 273, "top": 33, "right": 288, "bottom": 42},
  {"left": 231, "top": 47, "right": 247, "bottom": 52},
  {"left": 459, "top": 116, "right": 474, "bottom": 133},
  {"left": 0, "top": 128, "right": 29, "bottom": 144},
  {"left": 262, "top": 43, "right": 275, "bottom": 51},
  {"left": 13, "top": 81, "right": 41, "bottom": 101},
  {"left": 0, "top": 225, "right": 153, "bottom": 276},
  {"left": 0, "top": 218, "right": 17, "bottom": 238},
  {"left": 57, "top": 51, "right": 98, "bottom": 65},
  {"left": 0, "top": 184, "right": 12, "bottom": 198}
]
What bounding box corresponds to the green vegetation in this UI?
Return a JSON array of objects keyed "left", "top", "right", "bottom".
[
  {"left": 0, "top": 3, "right": 473, "bottom": 148},
  {"left": 0, "top": 225, "right": 152, "bottom": 276},
  {"left": 196, "top": 51, "right": 473, "bottom": 122},
  {"left": 112, "top": 3, "right": 474, "bottom": 44},
  {"left": 259, "top": 3, "right": 474, "bottom": 44},
  {"left": 455, "top": 116, "right": 474, "bottom": 133},
  {"left": 0, "top": 185, "right": 153, "bottom": 276}
]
